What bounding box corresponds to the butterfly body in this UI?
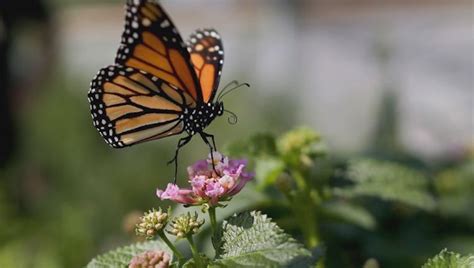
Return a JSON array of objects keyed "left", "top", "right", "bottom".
[{"left": 183, "top": 102, "right": 223, "bottom": 136}]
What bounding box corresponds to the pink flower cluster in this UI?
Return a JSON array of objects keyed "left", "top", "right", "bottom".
[
  {"left": 128, "top": 250, "right": 170, "bottom": 268},
  {"left": 157, "top": 152, "right": 254, "bottom": 206}
]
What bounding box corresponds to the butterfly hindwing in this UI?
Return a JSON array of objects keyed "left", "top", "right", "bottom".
[
  {"left": 188, "top": 29, "right": 224, "bottom": 103},
  {"left": 115, "top": 0, "right": 202, "bottom": 102},
  {"left": 88, "top": 65, "right": 193, "bottom": 148}
]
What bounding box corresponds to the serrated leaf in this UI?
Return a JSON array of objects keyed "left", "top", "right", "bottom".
[
  {"left": 421, "top": 248, "right": 474, "bottom": 268},
  {"left": 333, "top": 158, "right": 436, "bottom": 211},
  {"left": 213, "top": 211, "right": 311, "bottom": 267},
  {"left": 86, "top": 240, "right": 172, "bottom": 268}
]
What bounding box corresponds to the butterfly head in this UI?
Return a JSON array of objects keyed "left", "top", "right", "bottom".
[{"left": 216, "top": 102, "right": 224, "bottom": 116}]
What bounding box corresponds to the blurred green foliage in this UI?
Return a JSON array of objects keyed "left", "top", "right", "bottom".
[{"left": 223, "top": 95, "right": 474, "bottom": 267}]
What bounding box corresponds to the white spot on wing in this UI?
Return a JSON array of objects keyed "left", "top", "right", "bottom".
[
  {"left": 160, "top": 20, "right": 170, "bottom": 28},
  {"left": 142, "top": 18, "right": 151, "bottom": 26}
]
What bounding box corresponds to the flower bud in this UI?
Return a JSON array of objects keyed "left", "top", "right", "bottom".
[
  {"left": 201, "top": 203, "right": 210, "bottom": 213},
  {"left": 128, "top": 250, "right": 170, "bottom": 268},
  {"left": 277, "top": 127, "right": 324, "bottom": 168},
  {"left": 135, "top": 208, "right": 169, "bottom": 239},
  {"left": 275, "top": 172, "right": 293, "bottom": 193},
  {"left": 167, "top": 212, "right": 204, "bottom": 238}
]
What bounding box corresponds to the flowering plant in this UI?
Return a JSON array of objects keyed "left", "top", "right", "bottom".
[
  {"left": 85, "top": 152, "right": 312, "bottom": 268},
  {"left": 157, "top": 152, "right": 254, "bottom": 206},
  {"left": 83, "top": 121, "right": 474, "bottom": 268}
]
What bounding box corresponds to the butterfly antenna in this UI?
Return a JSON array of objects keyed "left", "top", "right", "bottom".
[
  {"left": 217, "top": 82, "right": 250, "bottom": 101},
  {"left": 224, "top": 109, "right": 238, "bottom": 125},
  {"left": 216, "top": 80, "right": 238, "bottom": 100}
]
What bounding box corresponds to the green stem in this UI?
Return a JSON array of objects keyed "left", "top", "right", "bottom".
[
  {"left": 158, "top": 230, "right": 184, "bottom": 262},
  {"left": 186, "top": 235, "right": 203, "bottom": 268},
  {"left": 289, "top": 169, "right": 320, "bottom": 248},
  {"left": 306, "top": 226, "right": 319, "bottom": 248},
  {"left": 208, "top": 206, "right": 217, "bottom": 239},
  {"left": 297, "top": 200, "right": 319, "bottom": 248},
  {"left": 291, "top": 169, "right": 308, "bottom": 193}
]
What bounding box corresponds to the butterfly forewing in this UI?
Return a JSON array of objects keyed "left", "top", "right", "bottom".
[
  {"left": 88, "top": 65, "right": 190, "bottom": 147},
  {"left": 116, "top": 0, "right": 202, "bottom": 102},
  {"left": 188, "top": 29, "right": 224, "bottom": 103}
]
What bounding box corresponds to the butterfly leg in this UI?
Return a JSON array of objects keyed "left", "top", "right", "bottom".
[
  {"left": 168, "top": 135, "right": 192, "bottom": 183},
  {"left": 202, "top": 132, "right": 217, "bottom": 151},
  {"left": 200, "top": 132, "right": 218, "bottom": 174}
]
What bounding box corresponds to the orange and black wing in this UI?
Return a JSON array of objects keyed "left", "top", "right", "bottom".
[
  {"left": 188, "top": 29, "right": 224, "bottom": 103},
  {"left": 88, "top": 65, "right": 195, "bottom": 148},
  {"left": 115, "top": 0, "right": 202, "bottom": 102}
]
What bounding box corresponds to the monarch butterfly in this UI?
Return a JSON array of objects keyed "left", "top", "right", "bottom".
[{"left": 87, "top": 0, "right": 247, "bottom": 178}]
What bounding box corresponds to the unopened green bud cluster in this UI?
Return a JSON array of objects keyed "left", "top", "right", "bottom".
[
  {"left": 167, "top": 212, "right": 204, "bottom": 238},
  {"left": 277, "top": 127, "right": 325, "bottom": 167},
  {"left": 135, "top": 208, "right": 169, "bottom": 239}
]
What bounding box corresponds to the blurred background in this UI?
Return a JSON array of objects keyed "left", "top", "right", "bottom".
[{"left": 0, "top": 0, "right": 472, "bottom": 267}]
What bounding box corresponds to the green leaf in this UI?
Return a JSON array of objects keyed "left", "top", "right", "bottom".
[
  {"left": 321, "top": 201, "right": 376, "bottom": 230},
  {"left": 434, "top": 161, "right": 474, "bottom": 224},
  {"left": 182, "top": 254, "right": 210, "bottom": 268},
  {"left": 333, "top": 158, "right": 436, "bottom": 211},
  {"left": 213, "top": 211, "right": 311, "bottom": 267},
  {"left": 255, "top": 157, "right": 286, "bottom": 188},
  {"left": 421, "top": 248, "right": 474, "bottom": 268},
  {"left": 86, "top": 240, "right": 172, "bottom": 268},
  {"left": 286, "top": 246, "right": 325, "bottom": 268}
]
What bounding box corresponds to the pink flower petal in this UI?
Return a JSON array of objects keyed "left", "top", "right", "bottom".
[
  {"left": 156, "top": 183, "right": 197, "bottom": 205},
  {"left": 190, "top": 175, "right": 207, "bottom": 197},
  {"left": 204, "top": 180, "right": 225, "bottom": 199},
  {"left": 187, "top": 160, "right": 208, "bottom": 177}
]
